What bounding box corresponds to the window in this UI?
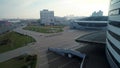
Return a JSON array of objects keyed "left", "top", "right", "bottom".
[
  {"left": 111, "top": 0, "right": 120, "bottom": 4},
  {"left": 106, "top": 47, "right": 120, "bottom": 68},
  {"left": 108, "top": 30, "right": 120, "bottom": 41},
  {"left": 107, "top": 38, "right": 120, "bottom": 56},
  {"left": 109, "top": 9, "right": 120, "bottom": 15},
  {"left": 109, "top": 21, "right": 120, "bottom": 27}
]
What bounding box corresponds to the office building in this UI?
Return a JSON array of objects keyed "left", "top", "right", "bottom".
[
  {"left": 92, "top": 10, "right": 103, "bottom": 16},
  {"left": 0, "top": 21, "right": 11, "bottom": 34},
  {"left": 40, "top": 9, "right": 54, "bottom": 25}
]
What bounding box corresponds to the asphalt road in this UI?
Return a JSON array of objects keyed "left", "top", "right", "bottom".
[{"left": 0, "top": 26, "right": 93, "bottom": 68}]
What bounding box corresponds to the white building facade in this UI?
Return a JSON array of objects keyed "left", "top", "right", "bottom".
[
  {"left": 106, "top": 0, "right": 120, "bottom": 68},
  {"left": 40, "top": 9, "right": 55, "bottom": 25}
]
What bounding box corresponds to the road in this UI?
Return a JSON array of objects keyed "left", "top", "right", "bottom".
[{"left": 0, "top": 26, "right": 93, "bottom": 68}]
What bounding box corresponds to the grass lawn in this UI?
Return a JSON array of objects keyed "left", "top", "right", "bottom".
[
  {"left": 0, "top": 55, "right": 37, "bottom": 68},
  {"left": 23, "top": 25, "right": 64, "bottom": 33},
  {"left": 0, "top": 31, "right": 36, "bottom": 53}
]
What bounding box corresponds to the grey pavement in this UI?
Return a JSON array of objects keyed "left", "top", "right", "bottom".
[
  {"left": 0, "top": 43, "right": 35, "bottom": 62},
  {"left": 76, "top": 31, "right": 106, "bottom": 44},
  {"left": 0, "top": 26, "right": 93, "bottom": 68}
]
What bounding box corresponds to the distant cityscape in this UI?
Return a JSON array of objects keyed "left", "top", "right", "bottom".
[
  {"left": 0, "top": 9, "right": 107, "bottom": 35},
  {"left": 0, "top": 0, "right": 120, "bottom": 67}
]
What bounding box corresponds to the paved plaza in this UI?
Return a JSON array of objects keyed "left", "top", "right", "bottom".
[{"left": 0, "top": 27, "right": 93, "bottom": 68}]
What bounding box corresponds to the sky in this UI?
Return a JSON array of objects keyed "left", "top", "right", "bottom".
[{"left": 0, "top": 0, "right": 110, "bottom": 19}]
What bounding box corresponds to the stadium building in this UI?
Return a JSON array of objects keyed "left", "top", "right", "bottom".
[
  {"left": 70, "top": 20, "right": 108, "bottom": 30},
  {"left": 106, "top": 0, "right": 120, "bottom": 68}
]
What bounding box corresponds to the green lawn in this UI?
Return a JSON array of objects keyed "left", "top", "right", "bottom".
[
  {"left": 0, "top": 31, "right": 36, "bottom": 53},
  {"left": 23, "top": 25, "right": 64, "bottom": 33},
  {"left": 0, "top": 55, "right": 37, "bottom": 68}
]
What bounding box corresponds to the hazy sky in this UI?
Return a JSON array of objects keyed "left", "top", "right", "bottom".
[{"left": 0, "top": 0, "right": 110, "bottom": 19}]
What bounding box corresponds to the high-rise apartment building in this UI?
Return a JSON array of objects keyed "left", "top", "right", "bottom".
[
  {"left": 40, "top": 9, "right": 54, "bottom": 25},
  {"left": 106, "top": 0, "right": 120, "bottom": 68},
  {"left": 92, "top": 10, "right": 103, "bottom": 16}
]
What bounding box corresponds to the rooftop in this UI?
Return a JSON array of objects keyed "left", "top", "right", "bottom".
[
  {"left": 76, "top": 31, "right": 106, "bottom": 44},
  {"left": 74, "top": 21, "right": 108, "bottom": 23}
]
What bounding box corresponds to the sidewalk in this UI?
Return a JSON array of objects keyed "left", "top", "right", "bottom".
[{"left": 0, "top": 43, "right": 35, "bottom": 62}]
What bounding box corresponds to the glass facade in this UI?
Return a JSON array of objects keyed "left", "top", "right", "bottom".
[
  {"left": 107, "top": 0, "right": 120, "bottom": 68},
  {"left": 111, "top": 0, "right": 120, "bottom": 4}
]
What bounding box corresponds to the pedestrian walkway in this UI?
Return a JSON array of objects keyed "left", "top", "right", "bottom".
[{"left": 0, "top": 43, "right": 34, "bottom": 62}]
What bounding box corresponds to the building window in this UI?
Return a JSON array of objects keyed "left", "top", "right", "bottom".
[
  {"left": 107, "top": 38, "right": 120, "bottom": 56},
  {"left": 109, "top": 21, "right": 120, "bottom": 28},
  {"left": 108, "top": 30, "right": 120, "bottom": 41},
  {"left": 111, "top": 0, "right": 120, "bottom": 5},
  {"left": 109, "top": 9, "right": 120, "bottom": 15},
  {"left": 106, "top": 47, "right": 120, "bottom": 67}
]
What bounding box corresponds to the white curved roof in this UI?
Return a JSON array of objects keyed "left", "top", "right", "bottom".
[{"left": 74, "top": 20, "right": 108, "bottom": 23}]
